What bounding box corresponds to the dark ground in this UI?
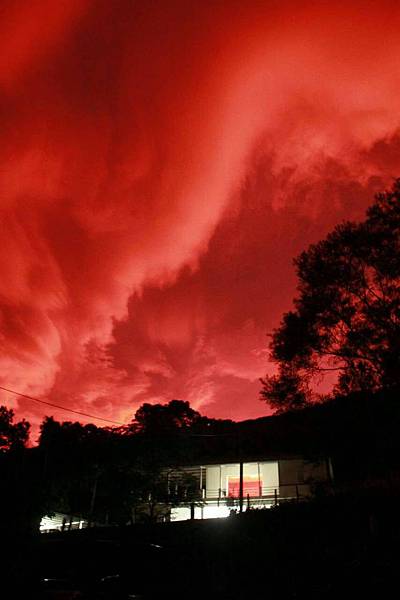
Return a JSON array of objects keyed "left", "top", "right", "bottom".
[{"left": 5, "top": 483, "right": 400, "bottom": 599}]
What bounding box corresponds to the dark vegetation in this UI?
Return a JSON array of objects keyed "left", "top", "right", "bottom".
[
  {"left": 8, "top": 485, "right": 400, "bottom": 599},
  {"left": 2, "top": 388, "right": 400, "bottom": 538},
  {"left": 261, "top": 179, "right": 400, "bottom": 410},
  {"left": 2, "top": 182, "right": 400, "bottom": 597},
  {"left": 3, "top": 389, "right": 400, "bottom": 598},
  {"left": 0, "top": 399, "right": 235, "bottom": 536}
]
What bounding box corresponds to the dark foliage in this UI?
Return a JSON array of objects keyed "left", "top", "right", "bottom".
[
  {"left": 261, "top": 179, "right": 400, "bottom": 411},
  {"left": 0, "top": 405, "right": 29, "bottom": 451}
]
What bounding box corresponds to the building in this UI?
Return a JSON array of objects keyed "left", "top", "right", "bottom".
[
  {"left": 168, "top": 455, "right": 333, "bottom": 521},
  {"left": 40, "top": 512, "right": 87, "bottom": 532}
]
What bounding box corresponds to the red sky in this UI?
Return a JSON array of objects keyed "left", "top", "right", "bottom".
[{"left": 1, "top": 0, "right": 400, "bottom": 438}]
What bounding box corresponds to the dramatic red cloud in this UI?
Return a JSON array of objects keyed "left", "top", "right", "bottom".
[{"left": 1, "top": 1, "right": 400, "bottom": 438}]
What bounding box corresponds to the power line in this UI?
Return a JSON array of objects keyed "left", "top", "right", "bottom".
[
  {"left": 0, "top": 385, "right": 124, "bottom": 426},
  {"left": 0, "top": 385, "right": 240, "bottom": 434}
]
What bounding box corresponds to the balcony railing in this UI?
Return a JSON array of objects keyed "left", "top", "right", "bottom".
[{"left": 203, "top": 483, "right": 312, "bottom": 503}]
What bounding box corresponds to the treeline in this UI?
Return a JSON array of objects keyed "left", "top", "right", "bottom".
[
  {"left": 0, "top": 400, "right": 234, "bottom": 535},
  {"left": 3, "top": 386, "right": 400, "bottom": 538}
]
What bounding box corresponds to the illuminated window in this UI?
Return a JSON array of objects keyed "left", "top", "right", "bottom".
[{"left": 228, "top": 476, "right": 261, "bottom": 497}]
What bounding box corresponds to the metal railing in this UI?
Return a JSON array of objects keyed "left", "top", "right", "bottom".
[{"left": 203, "top": 483, "right": 312, "bottom": 503}]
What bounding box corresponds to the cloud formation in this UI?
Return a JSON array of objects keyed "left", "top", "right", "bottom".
[{"left": 1, "top": 1, "right": 400, "bottom": 436}]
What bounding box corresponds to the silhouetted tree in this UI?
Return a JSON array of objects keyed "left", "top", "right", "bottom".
[
  {"left": 0, "top": 405, "right": 30, "bottom": 450},
  {"left": 37, "top": 415, "right": 191, "bottom": 525},
  {"left": 33, "top": 400, "right": 232, "bottom": 526},
  {"left": 261, "top": 365, "right": 311, "bottom": 412},
  {"left": 129, "top": 399, "right": 203, "bottom": 434},
  {"left": 261, "top": 179, "right": 400, "bottom": 411},
  {"left": 0, "top": 408, "right": 46, "bottom": 536},
  {"left": 38, "top": 417, "right": 123, "bottom": 524}
]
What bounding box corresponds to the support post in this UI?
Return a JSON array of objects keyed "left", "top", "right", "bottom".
[{"left": 239, "top": 460, "right": 244, "bottom": 513}]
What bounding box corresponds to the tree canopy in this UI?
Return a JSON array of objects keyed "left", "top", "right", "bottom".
[
  {"left": 131, "top": 399, "right": 203, "bottom": 434},
  {"left": 124, "top": 399, "right": 230, "bottom": 436},
  {"left": 261, "top": 179, "right": 400, "bottom": 411},
  {"left": 35, "top": 401, "right": 220, "bottom": 526},
  {"left": 0, "top": 405, "right": 29, "bottom": 451}
]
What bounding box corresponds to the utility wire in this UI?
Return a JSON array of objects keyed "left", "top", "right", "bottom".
[
  {"left": 0, "top": 385, "right": 124, "bottom": 426},
  {"left": 0, "top": 385, "right": 239, "bottom": 435}
]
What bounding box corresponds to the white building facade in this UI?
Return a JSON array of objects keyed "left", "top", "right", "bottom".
[{"left": 170, "top": 457, "right": 331, "bottom": 521}]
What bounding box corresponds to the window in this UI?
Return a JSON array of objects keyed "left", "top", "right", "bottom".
[{"left": 228, "top": 476, "right": 261, "bottom": 497}]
